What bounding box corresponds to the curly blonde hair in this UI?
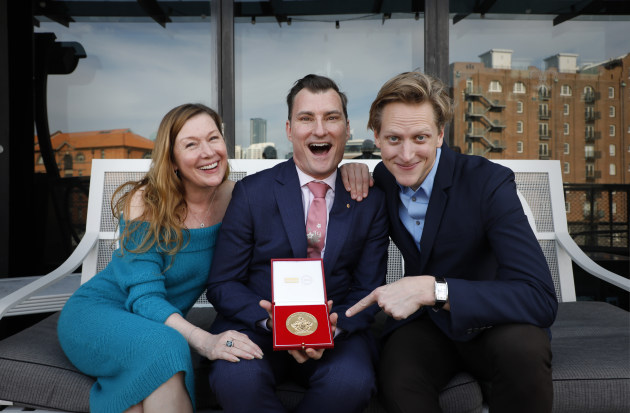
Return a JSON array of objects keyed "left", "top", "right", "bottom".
[{"left": 112, "top": 103, "right": 229, "bottom": 258}]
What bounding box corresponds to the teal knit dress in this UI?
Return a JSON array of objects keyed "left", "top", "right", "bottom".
[{"left": 58, "top": 220, "right": 220, "bottom": 412}]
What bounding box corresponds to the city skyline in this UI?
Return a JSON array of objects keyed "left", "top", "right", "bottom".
[{"left": 36, "top": 16, "right": 629, "bottom": 159}]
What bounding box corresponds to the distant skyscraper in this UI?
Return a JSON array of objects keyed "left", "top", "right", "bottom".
[{"left": 250, "top": 118, "right": 267, "bottom": 145}]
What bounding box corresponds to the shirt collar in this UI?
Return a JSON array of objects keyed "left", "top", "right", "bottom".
[
  {"left": 296, "top": 165, "right": 337, "bottom": 191},
  {"left": 397, "top": 147, "right": 441, "bottom": 197}
]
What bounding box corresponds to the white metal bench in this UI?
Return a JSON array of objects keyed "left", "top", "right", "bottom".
[{"left": 0, "top": 158, "right": 628, "bottom": 412}]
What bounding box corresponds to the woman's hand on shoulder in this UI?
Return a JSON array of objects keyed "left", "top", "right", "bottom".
[{"left": 197, "top": 329, "right": 263, "bottom": 362}]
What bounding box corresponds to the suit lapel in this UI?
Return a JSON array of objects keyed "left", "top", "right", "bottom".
[
  {"left": 321, "top": 172, "right": 352, "bottom": 275},
  {"left": 419, "top": 146, "right": 455, "bottom": 272},
  {"left": 274, "top": 159, "right": 308, "bottom": 258}
]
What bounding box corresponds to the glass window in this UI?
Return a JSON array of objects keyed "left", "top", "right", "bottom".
[
  {"left": 235, "top": 15, "right": 424, "bottom": 159},
  {"left": 539, "top": 123, "right": 549, "bottom": 136},
  {"left": 489, "top": 80, "right": 502, "bottom": 92},
  {"left": 513, "top": 82, "right": 526, "bottom": 93},
  {"left": 561, "top": 85, "right": 572, "bottom": 96},
  {"left": 564, "top": 162, "right": 570, "bottom": 174},
  {"left": 610, "top": 125, "right": 616, "bottom": 136},
  {"left": 517, "top": 141, "right": 523, "bottom": 153},
  {"left": 564, "top": 143, "right": 570, "bottom": 154},
  {"left": 609, "top": 86, "right": 615, "bottom": 98},
  {"left": 585, "top": 145, "right": 594, "bottom": 158},
  {"left": 516, "top": 101, "right": 523, "bottom": 113},
  {"left": 539, "top": 142, "right": 549, "bottom": 157},
  {"left": 610, "top": 144, "right": 616, "bottom": 156},
  {"left": 564, "top": 123, "right": 569, "bottom": 135},
  {"left": 609, "top": 106, "right": 616, "bottom": 117},
  {"left": 565, "top": 202, "right": 571, "bottom": 213},
  {"left": 609, "top": 164, "right": 616, "bottom": 175},
  {"left": 563, "top": 104, "right": 570, "bottom": 115},
  {"left": 35, "top": 21, "right": 216, "bottom": 163},
  {"left": 516, "top": 121, "right": 523, "bottom": 133}
]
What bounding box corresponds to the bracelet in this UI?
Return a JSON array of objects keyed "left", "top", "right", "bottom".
[{"left": 187, "top": 327, "right": 200, "bottom": 343}]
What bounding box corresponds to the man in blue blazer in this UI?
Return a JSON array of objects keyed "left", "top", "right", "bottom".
[
  {"left": 345, "top": 72, "right": 558, "bottom": 413},
  {"left": 206, "top": 74, "right": 389, "bottom": 413}
]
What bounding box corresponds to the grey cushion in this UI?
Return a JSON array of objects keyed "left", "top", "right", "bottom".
[
  {"left": 550, "top": 301, "right": 630, "bottom": 413},
  {"left": 1, "top": 302, "right": 627, "bottom": 412},
  {"left": 0, "top": 312, "right": 92, "bottom": 412}
]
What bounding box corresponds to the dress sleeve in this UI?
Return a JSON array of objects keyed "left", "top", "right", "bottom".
[{"left": 110, "top": 221, "right": 182, "bottom": 323}]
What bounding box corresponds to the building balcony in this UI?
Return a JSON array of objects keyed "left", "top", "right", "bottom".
[
  {"left": 584, "top": 92, "right": 601, "bottom": 103},
  {"left": 586, "top": 170, "right": 602, "bottom": 181},
  {"left": 539, "top": 150, "right": 552, "bottom": 160},
  {"left": 538, "top": 110, "right": 551, "bottom": 120},
  {"left": 585, "top": 131, "right": 602, "bottom": 142},
  {"left": 585, "top": 111, "right": 601, "bottom": 122},
  {"left": 585, "top": 151, "right": 602, "bottom": 161},
  {"left": 539, "top": 131, "right": 552, "bottom": 140},
  {"left": 539, "top": 92, "right": 551, "bottom": 101},
  {"left": 464, "top": 86, "right": 506, "bottom": 109}
]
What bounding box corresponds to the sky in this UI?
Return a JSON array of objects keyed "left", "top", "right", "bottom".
[{"left": 37, "top": 15, "right": 629, "bottom": 158}]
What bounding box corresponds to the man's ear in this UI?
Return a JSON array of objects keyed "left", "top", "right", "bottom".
[
  {"left": 286, "top": 120, "right": 293, "bottom": 142},
  {"left": 373, "top": 130, "right": 381, "bottom": 148}
]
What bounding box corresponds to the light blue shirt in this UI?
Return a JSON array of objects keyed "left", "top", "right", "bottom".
[{"left": 397, "top": 148, "right": 441, "bottom": 252}]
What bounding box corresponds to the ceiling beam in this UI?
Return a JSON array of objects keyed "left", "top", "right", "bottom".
[{"left": 137, "top": 0, "right": 171, "bottom": 28}]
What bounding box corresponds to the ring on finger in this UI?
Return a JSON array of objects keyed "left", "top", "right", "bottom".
[{"left": 226, "top": 340, "right": 234, "bottom": 348}]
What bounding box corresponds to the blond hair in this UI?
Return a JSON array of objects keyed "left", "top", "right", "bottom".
[
  {"left": 368, "top": 71, "right": 453, "bottom": 134},
  {"left": 112, "top": 103, "right": 229, "bottom": 258}
]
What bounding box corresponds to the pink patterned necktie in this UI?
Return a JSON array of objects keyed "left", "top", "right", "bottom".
[{"left": 306, "top": 181, "right": 329, "bottom": 258}]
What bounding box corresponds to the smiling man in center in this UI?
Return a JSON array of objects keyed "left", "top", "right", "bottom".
[{"left": 205, "top": 74, "right": 389, "bottom": 413}]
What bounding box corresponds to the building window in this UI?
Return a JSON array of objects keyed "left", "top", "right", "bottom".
[
  {"left": 612, "top": 202, "right": 617, "bottom": 215},
  {"left": 610, "top": 164, "right": 616, "bottom": 175},
  {"left": 565, "top": 202, "right": 571, "bottom": 213},
  {"left": 560, "top": 85, "right": 572, "bottom": 96},
  {"left": 586, "top": 164, "right": 595, "bottom": 178},
  {"left": 101, "top": 150, "right": 106, "bottom": 159},
  {"left": 610, "top": 125, "right": 616, "bottom": 136},
  {"left": 513, "top": 82, "right": 526, "bottom": 94},
  {"left": 76, "top": 153, "right": 85, "bottom": 162},
  {"left": 609, "top": 106, "right": 616, "bottom": 117},
  {"left": 539, "top": 143, "right": 549, "bottom": 157},
  {"left": 489, "top": 80, "right": 502, "bottom": 92},
  {"left": 585, "top": 145, "right": 594, "bottom": 158},
  {"left": 564, "top": 143, "right": 570, "bottom": 154},
  {"left": 586, "top": 125, "right": 595, "bottom": 139},
  {"left": 608, "top": 86, "right": 615, "bottom": 98},
  {"left": 563, "top": 103, "right": 570, "bottom": 115},
  {"left": 516, "top": 121, "right": 523, "bottom": 133},
  {"left": 538, "top": 85, "right": 549, "bottom": 99},
  {"left": 563, "top": 123, "right": 569, "bottom": 135},
  {"left": 610, "top": 144, "right": 616, "bottom": 156},
  {"left": 37, "top": 155, "right": 43, "bottom": 164},
  {"left": 539, "top": 123, "right": 549, "bottom": 137},
  {"left": 564, "top": 162, "right": 570, "bottom": 174},
  {"left": 466, "top": 78, "right": 474, "bottom": 93},
  {"left": 516, "top": 101, "right": 523, "bottom": 113},
  {"left": 517, "top": 141, "right": 523, "bottom": 153}
]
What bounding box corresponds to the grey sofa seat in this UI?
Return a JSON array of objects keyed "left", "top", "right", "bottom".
[
  {"left": 550, "top": 301, "right": 630, "bottom": 413},
  {"left": 0, "top": 308, "right": 484, "bottom": 413},
  {"left": 2, "top": 301, "right": 628, "bottom": 413}
]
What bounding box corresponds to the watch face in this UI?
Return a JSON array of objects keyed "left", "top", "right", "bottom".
[{"left": 435, "top": 283, "right": 448, "bottom": 301}]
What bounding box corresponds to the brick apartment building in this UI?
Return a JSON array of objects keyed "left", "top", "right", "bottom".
[
  {"left": 450, "top": 50, "right": 629, "bottom": 185},
  {"left": 34, "top": 128, "right": 154, "bottom": 177}
]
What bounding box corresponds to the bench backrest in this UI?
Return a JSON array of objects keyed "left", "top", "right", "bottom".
[{"left": 83, "top": 158, "right": 574, "bottom": 304}]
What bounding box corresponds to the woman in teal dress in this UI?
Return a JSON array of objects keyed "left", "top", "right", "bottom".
[{"left": 57, "top": 103, "right": 263, "bottom": 413}]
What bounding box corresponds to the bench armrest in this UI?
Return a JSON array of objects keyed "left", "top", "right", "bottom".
[
  {"left": 556, "top": 231, "right": 630, "bottom": 292},
  {"left": 0, "top": 231, "right": 99, "bottom": 319}
]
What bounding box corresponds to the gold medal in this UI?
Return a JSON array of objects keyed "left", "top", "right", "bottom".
[{"left": 286, "top": 312, "right": 318, "bottom": 336}]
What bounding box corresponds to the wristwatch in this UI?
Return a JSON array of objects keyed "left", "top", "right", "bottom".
[{"left": 433, "top": 276, "right": 448, "bottom": 311}]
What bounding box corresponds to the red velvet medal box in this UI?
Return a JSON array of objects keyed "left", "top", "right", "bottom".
[{"left": 271, "top": 258, "right": 334, "bottom": 350}]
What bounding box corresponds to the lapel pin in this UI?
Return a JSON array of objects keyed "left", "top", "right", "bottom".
[{"left": 346, "top": 203, "right": 350, "bottom": 208}]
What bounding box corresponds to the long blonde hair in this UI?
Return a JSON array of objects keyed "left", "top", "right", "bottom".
[{"left": 112, "top": 103, "right": 229, "bottom": 258}]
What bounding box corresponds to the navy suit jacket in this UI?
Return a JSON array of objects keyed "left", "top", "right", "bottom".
[
  {"left": 207, "top": 158, "right": 389, "bottom": 336},
  {"left": 375, "top": 145, "right": 558, "bottom": 342}
]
